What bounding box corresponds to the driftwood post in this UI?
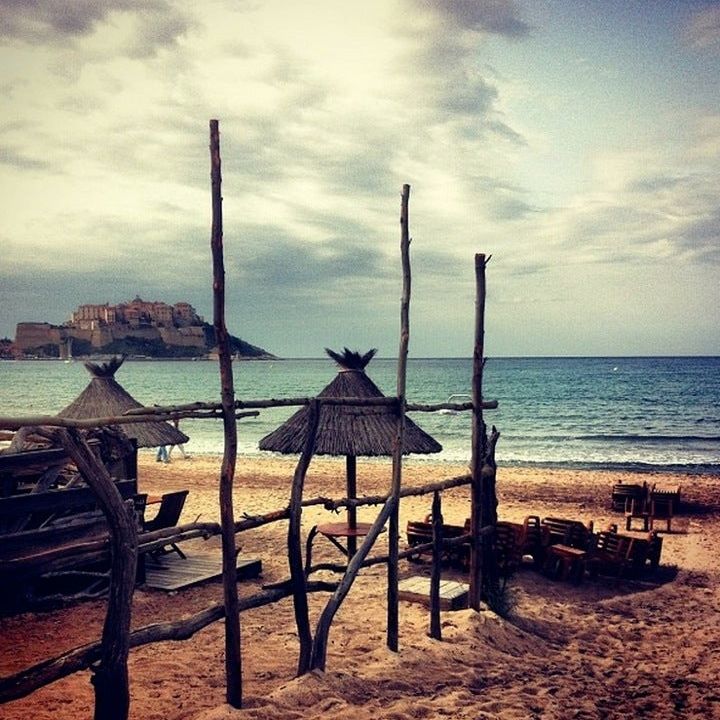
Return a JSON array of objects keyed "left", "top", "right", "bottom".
[
  {"left": 429, "top": 490, "right": 442, "bottom": 640},
  {"left": 209, "top": 118, "right": 242, "bottom": 708},
  {"left": 288, "top": 399, "right": 320, "bottom": 676},
  {"left": 56, "top": 428, "right": 137, "bottom": 720},
  {"left": 468, "top": 253, "right": 488, "bottom": 610},
  {"left": 346, "top": 455, "right": 358, "bottom": 556},
  {"left": 387, "top": 183, "right": 411, "bottom": 651}
]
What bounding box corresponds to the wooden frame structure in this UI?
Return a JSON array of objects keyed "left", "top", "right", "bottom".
[{"left": 0, "top": 120, "right": 500, "bottom": 719}]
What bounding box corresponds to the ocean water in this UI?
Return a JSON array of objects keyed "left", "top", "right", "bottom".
[{"left": 0, "top": 357, "right": 718, "bottom": 473}]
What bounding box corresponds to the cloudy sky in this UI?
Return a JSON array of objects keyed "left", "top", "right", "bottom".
[{"left": 1, "top": 1, "right": 719, "bottom": 357}]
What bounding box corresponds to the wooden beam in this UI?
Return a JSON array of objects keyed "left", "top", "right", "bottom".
[
  {"left": 429, "top": 491, "right": 442, "bottom": 640},
  {"left": 0, "top": 581, "right": 337, "bottom": 704},
  {"left": 210, "top": 118, "right": 242, "bottom": 709},
  {"left": 468, "top": 253, "right": 487, "bottom": 610},
  {"left": 288, "top": 399, "right": 319, "bottom": 676},
  {"left": 388, "top": 183, "right": 411, "bottom": 652},
  {"left": 56, "top": 429, "right": 137, "bottom": 720}
]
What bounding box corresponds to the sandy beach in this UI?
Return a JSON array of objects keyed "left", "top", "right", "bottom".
[{"left": 1, "top": 454, "right": 719, "bottom": 720}]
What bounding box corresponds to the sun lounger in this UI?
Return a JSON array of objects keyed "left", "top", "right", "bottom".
[{"left": 144, "top": 490, "right": 189, "bottom": 559}]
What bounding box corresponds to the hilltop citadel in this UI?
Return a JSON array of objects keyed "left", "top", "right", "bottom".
[{"left": 10, "top": 297, "right": 272, "bottom": 359}]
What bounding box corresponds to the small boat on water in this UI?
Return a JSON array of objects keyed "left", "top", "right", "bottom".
[{"left": 437, "top": 393, "right": 472, "bottom": 415}]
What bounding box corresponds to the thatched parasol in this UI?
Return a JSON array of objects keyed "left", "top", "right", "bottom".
[
  {"left": 259, "top": 348, "right": 441, "bottom": 550},
  {"left": 59, "top": 356, "right": 189, "bottom": 449}
]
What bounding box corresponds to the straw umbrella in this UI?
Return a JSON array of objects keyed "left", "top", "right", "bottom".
[
  {"left": 59, "top": 356, "right": 189, "bottom": 449},
  {"left": 259, "top": 348, "right": 441, "bottom": 552}
]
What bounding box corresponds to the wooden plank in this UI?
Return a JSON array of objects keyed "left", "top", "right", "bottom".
[
  {"left": 398, "top": 575, "right": 468, "bottom": 611},
  {"left": 144, "top": 552, "right": 261, "bottom": 591},
  {"left": 0, "top": 479, "right": 138, "bottom": 517}
]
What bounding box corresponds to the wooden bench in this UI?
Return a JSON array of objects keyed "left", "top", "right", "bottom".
[
  {"left": 611, "top": 483, "right": 647, "bottom": 512},
  {"left": 406, "top": 519, "right": 467, "bottom": 568},
  {"left": 541, "top": 517, "right": 594, "bottom": 550},
  {"left": 587, "top": 530, "right": 662, "bottom": 579},
  {"left": 406, "top": 518, "right": 524, "bottom": 576}
]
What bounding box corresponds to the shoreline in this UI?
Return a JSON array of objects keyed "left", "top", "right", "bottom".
[{"left": 139, "top": 448, "right": 720, "bottom": 476}]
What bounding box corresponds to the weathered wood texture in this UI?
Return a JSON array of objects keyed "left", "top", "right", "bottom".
[
  {"left": 56, "top": 428, "right": 137, "bottom": 720},
  {"left": 210, "top": 118, "right": 242, "bottom": 709},
  {"left": 388, "top": 183, "right": 411, "bottom": 652},
  {"left": 288, "top": 399, "right": 319, "bottom": 675},
  {"left": 0, "top": 581, "right": 337, "bottom": 704},
  {"left": 429, "top": 491, "right": 442, "bottom": 640}
]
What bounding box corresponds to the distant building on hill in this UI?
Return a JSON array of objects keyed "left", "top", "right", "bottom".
[
  {"left": 70, "top": 297, "right": 203, "bottom": 331},
  {"left": 14, "top": 298, "right": 274, "bottom": 360}
]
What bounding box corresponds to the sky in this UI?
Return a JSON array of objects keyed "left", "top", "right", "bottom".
[{"left": 1, "top": 0, "right": 719, "bottom": 358}]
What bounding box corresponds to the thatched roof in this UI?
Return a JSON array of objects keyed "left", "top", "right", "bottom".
[
  {"left": 259, "top": 348, "right": 441, "bottom": 457},
  {"left": 58, "top": 357, "right": 189, "bottom": 449}
]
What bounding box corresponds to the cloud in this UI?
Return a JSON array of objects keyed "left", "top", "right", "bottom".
[
  {"left": 684, "top": 5, "right": 720, "bottom": 53},
  {"left": 413, "top": 0, "right": 531, "bottom": 37},
  {"left": 0, "top": 145, "right": 53, "bottom": 170},
  {"left": 0, "top": 0, "right": 194, "bottom": 57}
]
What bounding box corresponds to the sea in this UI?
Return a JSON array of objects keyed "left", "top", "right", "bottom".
[{"left": 1, "top": 357, "right": 718, "bottom": 474}]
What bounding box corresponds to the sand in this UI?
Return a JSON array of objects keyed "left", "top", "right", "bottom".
[{"left": 1, "top": 455, "right": 719, "bottom": 720}]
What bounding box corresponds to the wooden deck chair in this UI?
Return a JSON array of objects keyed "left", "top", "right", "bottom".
[{"left": 143, "top": 490, "right": 189, "bottom": 559}]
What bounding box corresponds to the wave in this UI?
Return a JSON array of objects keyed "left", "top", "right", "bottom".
[
  {"left": 498, "top": 459, "right": 720, "bottom": 475},
  {"left": 573, "top": 434, "right": 720, "bottom": 444},
  {"left": 495, "top": 433, "right": 720, "bottom": 444}
]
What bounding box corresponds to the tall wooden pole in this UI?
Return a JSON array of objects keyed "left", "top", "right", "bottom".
[
  {"left": 288, "top": 399, "right": 319, "bottom": 676},
  {"left": 209, "top": 118, "right": 242, "bottom": 708},
  {"left": 429, "top": 490, "right": 443, "bottom": 640},
  {"left": 468, "top": 253, "right": 487, "bottom": 610},
  {"left": 346, "top": 455, "right": 357, "bottom": 556},
  {"left": 387, "top": 183, "right": 411, "bottom": 651},
  {"left": 57, "top": 428, "right": 137, "bottom": 720}
]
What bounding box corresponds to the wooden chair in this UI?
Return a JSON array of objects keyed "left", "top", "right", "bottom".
[
  {"left": 611, "top": 483, "right": 646, "bottom": 512},
  {"left": 587, "top": 531, "right": 634, "bottom": 579},
  {"left": 518, "top": 515, "right": 543, "bottom": 566},
  {"left": 587, "top": 529, "right": 662, "bottom": 579},
  {"left": 493, "top": 521, "right": 522, "bottom": 575},
  {"left": 541, "top": 517, "right": 593, "bottom": 551},
  {"left": 649, "top": 495, "right": 674, "bottom": 532},
  {"left": 405, "top": 518, "right": 466, "bottom": 567},
  {"left": 143, "top": 490, "right": 189, "bottom": 559},
  {"left": 624, "top": 497, "right": 650, "bottom": 531}
]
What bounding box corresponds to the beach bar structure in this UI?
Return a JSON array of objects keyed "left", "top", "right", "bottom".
[
  {"left": 59, "top": 357, "right": 188, "bottom": 449},
  {"left": 0, "top": 121, "right": 499, "bottom": 720},
  {"left": 259, "top": 347, "right": 441, "bottom": 554}
]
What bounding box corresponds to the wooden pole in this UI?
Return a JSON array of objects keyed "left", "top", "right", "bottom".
[
  {"left": 346, "top": 455, "right": 357, "bottom": 556},
  {"left": 56, "top": 428, "right": 137, "bottom": 720},
  {"left": 310, "top": 498, "right": 396, "bottom": 671},
  {"left": 288, "top": 399, "right": 319, "bottom": 675},
  {"left": 209, "top": 118, "right": 242, "bottom": 708},
  {"left": 429, "top": 490, "right": 442, "bottom": 640},
  {"left": 387, "top": 183, "right": 411, "bottom": 652},
  {"left": 468, "top": 253, "right": 488, "bottom": 610}
]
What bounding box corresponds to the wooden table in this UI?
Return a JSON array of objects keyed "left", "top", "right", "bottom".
[
  {"left": 543, "top": 544, "right": 587, "bottom": 583},
  {"left": 314, "top": 521, "right": 374, "bottom": 556},
  {"left": 304, "top": 521, "right": 376, "bottom": 575}
]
